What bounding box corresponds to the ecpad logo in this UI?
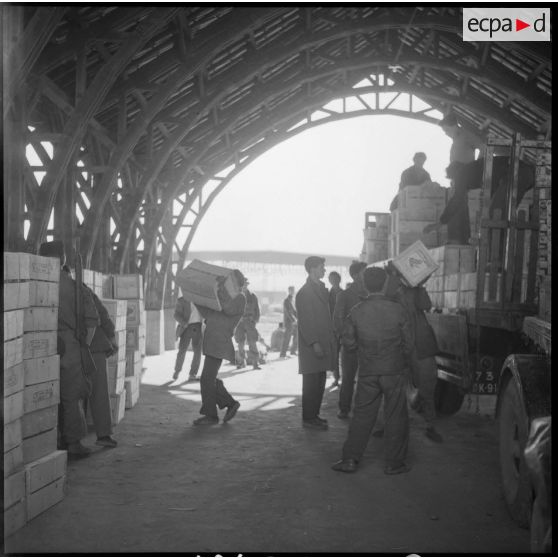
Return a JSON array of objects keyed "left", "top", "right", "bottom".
[{"left": 463, "top": 8, "right": 550, "bottom": 42}]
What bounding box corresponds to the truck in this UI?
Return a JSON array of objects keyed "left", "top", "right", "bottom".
[{"left": 363, "top": 134, "right": 551, "bottom": 529}]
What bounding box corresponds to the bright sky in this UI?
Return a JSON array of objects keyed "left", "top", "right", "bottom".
[{"left": 189, "top": 114, "right": 452, "bottom": 259}]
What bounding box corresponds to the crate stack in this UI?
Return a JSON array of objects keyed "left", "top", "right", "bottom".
[
  {"left": 4, "top": 253, "right": 67, "bottom": 537},
  {"left": 112, "top": 274, "right": 145, "bottom": 409},
  {"left": 389, "top": 184, "right": 448, "bottom": 258},
  {"left": 100, "top": 298, "right": 128, "bottom": 424},
  {"left": 424, "top": 246, "right": 478, "bottom": 310},
  {"left": 362, "top": 213, "right": 389, "bottom": 264}
]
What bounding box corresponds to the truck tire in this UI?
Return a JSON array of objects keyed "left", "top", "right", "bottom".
[
  {"left": 498, "top": 377, "right": 532, "bottom": 528},
  {"left": 434, "top": 379, "right": 464, "bottom": 416}
]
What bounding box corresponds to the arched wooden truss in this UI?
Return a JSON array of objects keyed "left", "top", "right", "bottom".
[{"left": 3, "top": 6, "right": 551, "bottom": 309}]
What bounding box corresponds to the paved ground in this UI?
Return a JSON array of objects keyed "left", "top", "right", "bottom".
[{"left": 5, "top": 348, "right": 529, "bottom": 555}]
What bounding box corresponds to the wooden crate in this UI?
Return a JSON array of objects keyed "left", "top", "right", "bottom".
[
  {"left": 24, "top": 355, "right": 60, "bottom": 387},
  {"left": 29, "top": 255, "right": 60, "bottom": 282},
  {"left": 28, "top": 280, "right": 59, "bottom": 307},
  {"left": 23, "top": 331, "right": 57, "bottom": 360},
  {"left": 125, "top": 350, "right": 142, "bottom": 377},
  {"left": 22, "top": 428, "right": 58, "bottom": 464},
  {"left": 126, "top": 326, "right": 143, "bottom": 350},
  {"left": 428, "top": 245, "right": 476, "bottom": 276},
  {"left": 4, "top": 361, "right": 24, "bottom": 397},
  {"left": 5, "top": 390, "right": 24, "bottom": 424},
  {"left": 4, "top": 500, "right": 26, "bottom": 538},
  {"left": 107, "top": 359, "right": 126, "bottom": 395},
  {"left": 3, "top": 282, "right": 30, "bottom": 311},
  {"left": 110, "top": 390, "right": 126, "bottom": 425},
  {"left": 4, "top": 336, "right": 24, "bottom": 369},
  {"left": 112, "top": 274, "right": 143, "bottom": 300},
  {"left": 26, "top": 475, "right": 65, "bottom": 522},
  {"left": 4, "top": 418, "right": 22, "bottom": 454},
  {"left": 176, "top": 259, "right": 241, "bottom": 311},
  {"left": 4, "top": 310, "right": 24, "bottom": 341},
  {"left": 24, "top": 380, "right": 60, "bottom": 415},
  {"left": 23, "top": 307, "right": 58, "bottom": 332},
  {"left": 125, "top": 299, "right": 145, "bottom": 327},
  {"left": 4, "top": 252, "right": 22, "bottom": 281},
  {"left": 101, "top": 274, "right": 113, "bottom": 298},
  {"left": 392, "top": 241, "right": 439, "bottom": 287},
  {"left": 99, "top": 298, "right": 128, "bottom": 319},
  {"left": 4, "top": 445, "right": 24, "bottom": 478},
  {"left": 125, "top": 374, "right": 141, "bottom": 409},
  {"left": 22, "top": 406, "right": 58, "bottom": 439},
  {"left": 25, "top": 450, "right": 67, "bottom": 495},
  {"left": 5, "top": 469, "right": 26, "bottom": 509},
  {"left": 108, "top": 330, "right": 127, "bottom": 363}
]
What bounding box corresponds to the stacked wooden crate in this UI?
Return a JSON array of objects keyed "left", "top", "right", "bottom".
[
  {"left": 389, "top": 183, "right": 448, "bottom": 257},
  {"left": 362, "top": 213, "right": 389, "bottom": 264},
  {"left": 4, "top": 253, "right": 67, "bottom": 537},
  {"left": 112, "top": 274, "right": 145, "bottom": 409},
  {"left": 100, "top": 298, "right": 128, "bottom": 424},
  {"left": 425, "top": 245, "right": 478, "bottom": 310}
]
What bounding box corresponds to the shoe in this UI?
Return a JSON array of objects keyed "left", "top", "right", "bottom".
[
  {"left": 223, "top": 401, "right": 240, "bottom": 423},
  {"left": 303, "top": 418, "right": 328, "bottom": 430},
  {"left": 172, "top": 371, "right": 180, "bottom": 380},
  {"left": 426, "top": 426, "right": 443, "bottom": 443},
  {"left": 337, "top": 410, "right": 349, "bottom": 420},
  {"left": 95, "top": 436, "right": 117, "bottom": 448},
  {"left": 384, "top": 463, "right": 411, "bottom": 475},
  {"left": 236, "top": 361, "right": 246, "bottom": 369},
  {"left": 253, "top": 364, "right": 262, "bottom": 370},
  {"left": 331, "top": 458, "right": 358, "bottom": 473},
  {"left": 372, "top": 429, "right": 384, "bottom": 438},
  {"left": 279, "top": 354, "right": 288, "bottom": 359},
  {"left": 290, "top": 351, "right": 297, "bottom": 356},
  {"left": 67, "top": 442, "right": 92, "bottom": 459},
  {"left": 187, "top": 376, "right": 199, "bottom": 382},
  {"left": 316, "top": 416, "right": 328, "bottom": 424},
  {"left": 193, "top": 416, "right": 219, "bottom": 426}
]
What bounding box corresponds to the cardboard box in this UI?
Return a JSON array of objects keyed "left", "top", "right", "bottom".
[
  {"left": 4, "top": 500, "right": 26, "bottom": 538},
  {"left": 4, "top": 361, "right": 24, "bottom": 397},
  {"left": 125, "top": 374, "right": 141, "bottom": 409},
  {"left": 3, "top": 281, "right": 30, "bottom": 311},
  {"left": 28, "top": 280, "right": 59, "bottom": 307},
  {"left": 25, "top": 450, "right": 67, "bottom": 495},
  {"left": 24, "top": 380, "right": 60, "bottom": 415},
  {"left": 29, "top": 255, "right": 60, "bottom": 282},
  {"left": 23, "top": 428, "right": 58, "bottom": 464},
  {"left": 22, "top": 405, "right": 58, "bottom": 439},
  {"left": 4, "top": 418, "right": 22, "bottom": 453},
  {"left": 26, "top": 475, "right": 65, "bottom": 521},
  {"left": 4, "top": 336, "right": 24, "bottom": 369},
  {"left": 4, "top": 310, "right": 24, "bottom": 341},
  {"left": 5, "top": 390, "right": 24, "bottom": 424},
  {"left": 23, "top": 331, "right": 57, "bottom": 360},
  {"left": 112, "top": 274, "right": 143, "bottom": 300},
  {"left": 23, "top": 307, "right": 58, "bottom": 332},
  {"left": 392, "top": 241, "right": 439, "bottom": 287},
  {"left": 110, "top": 390, "right": 126, "bottom": 425},
  {"left": 176, "top": 259, "right": 241, "bottom": 311},
  {"left": 24, "top": 354, "right": 60, "bottom": 386},
  {"left": 107, "top": 359, "right": 126, "bottom": 395},
  {"left": 5, "top": 470, "right": 26, "bottom": 509},
  {"left": 4, "top": 445, "right": 24, "bottom": 478}
]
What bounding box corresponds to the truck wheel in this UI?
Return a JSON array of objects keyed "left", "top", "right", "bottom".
[
  {"left": 434, "top": 379, "right": 464, "bottom": 416},
  {"left": 498, "top": 377, "right": 532, "bottom": 528}
]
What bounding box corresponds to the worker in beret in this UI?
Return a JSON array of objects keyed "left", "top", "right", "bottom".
[{"left": 295, "top": 256, "right": 337, "bottom": 430}]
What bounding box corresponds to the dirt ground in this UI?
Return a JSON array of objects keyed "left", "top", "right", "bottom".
[{"left": 5, "top": 347, "right": 529, "bottom": 555}]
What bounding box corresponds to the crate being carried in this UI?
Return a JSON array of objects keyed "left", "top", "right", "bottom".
[
  {"left": 391, "top": 240, "right": 439, "bottom": 287},
  {"left": 176, "top": 259, "right": 242, "bottom": 311}
]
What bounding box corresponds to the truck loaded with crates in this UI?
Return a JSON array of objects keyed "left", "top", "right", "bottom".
[{"left": 362, "top": 135, "right": 551, "bottom": 532}]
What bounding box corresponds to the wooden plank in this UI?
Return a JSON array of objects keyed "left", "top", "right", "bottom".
[
  {"left": 25, "top": 450, "right": 67, "bottom": 494},
  {"left": 23, "top": 307, "right": 58, "bottom": 332},
  {"left": 488, "top": 208, "right": 503, "bottom": 303},
  {"left": 4, "top": 391, "right": 24, "bottom": 424},
  {"left": 3, "top": 282, "right": 30, "bottom": 311},
  {"left": 4, "top": 310, "right": 24, "bottom": 341},
  {"left": 4, "top": 444, "right": 24, "bottom": 479},
  {"left": 110, "top": 390, "right": 126, "bottom": 425},
  {"left": 22, "top": 428, "right": 58, "bottom": 464},
  {"left": 4, "top": 419, "right": 22, "bottom": 454},
  {"left": 26, "top": 475, "right": 65, "bottom": 521},
  {"left": 4, "top": 500, "right": 26, "bottom": 538},
  {"left": 125, "top": 374, "right": 141, "bottom": 409},
  {"left": 107, "top": 360, "right": 126, "bottom": 395},
  {"left": 4, "top": 470, "right": 26, "bottom": 509},
  {"left": 512, "top": 211, "right": 527, "bottom": 304},
  {"left": 4, "top": 362, "right": 24, "bottom": 398},
  {"left": 4, "top": 336, "right": 24, "bottom": 369},
  {"left": 24, "top": 355, "right": 60, "bottom": 387},
  {"left": 28, "top": 280, "right": 59, "bottom": 307},
  {"left": 22, "top": 405, "right": 58, "bottom": 439}
]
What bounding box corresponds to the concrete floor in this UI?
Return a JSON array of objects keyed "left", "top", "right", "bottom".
[{"left": 5, "top": 348, "right": 529, "bottom": 555}]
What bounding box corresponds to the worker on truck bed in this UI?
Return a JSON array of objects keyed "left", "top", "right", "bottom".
[{"left": 390, "top": 152, "right": 432, "bottom": 211}]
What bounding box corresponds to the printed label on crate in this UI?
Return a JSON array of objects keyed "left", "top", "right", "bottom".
[
  {"left": 392, "top": 241, "right": 439, "bottom": 287},
  {"left": 24, "top": 380, "right": 60, "bottom": 415},
  {"left": 4, "top": 362, "right": 24, "bottom": 397},
  {"left": 23, "top": 331, "right": 57, "bottom": 360},
  {"left": 29, "top": 255, "right": 60, "bottom": 282},
  {"left": 22, "top": 406, "right": 58, "bottom": 439}
]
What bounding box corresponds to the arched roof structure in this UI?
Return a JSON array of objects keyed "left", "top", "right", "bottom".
[{"left": 3, "top": 6, "right": 551, "bottom": 307}]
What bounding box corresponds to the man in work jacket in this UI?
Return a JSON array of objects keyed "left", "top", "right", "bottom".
[
  {"left": 173, "top": 294, "right": 203, "bottom": 382},
  {"left": 296, "top": 256, "right": 336, "bottom": 430},
  {"left": 279, "top": 286, "right": 298, "bottom": 358},
  {"left": 193, "top": 270, "right": 246, "bottom": 426},
  {"left": 234, "top": 280, "right": 262, "bottom": 370},
  {"left": 87, "top": 288, "right": 119, "bottom": 448},
  {"left": 332, "top": 267, "right": 413, "bottom": 475},
  {"left": 333, "top": 260, "right": 367, "bottom": 419},
  {"left": 39, "top": 241, "right": 100, "bottom": 459}
]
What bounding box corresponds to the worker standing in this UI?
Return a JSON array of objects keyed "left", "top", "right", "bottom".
[
  {"left": 279, "top": 286, "right": 298, "bottom": 358},
  {"left": 173, "top": 293, "right": 203, "bottom": 382},
  {"left": 328, "top": 271, "right": 343, "bottom": 387},
  {"left": 234, "top": 279, "right": 262, "bottom": 370}
]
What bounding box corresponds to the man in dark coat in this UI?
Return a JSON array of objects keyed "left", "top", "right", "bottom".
[
  {"left": 173, "top": 293, "right": 203, "bottom": 381},
  {"left": 193, "top": 270, "right": 246, "bottom": 426},
  {"left": 279, "top": 286, "right": 298, "bottom": 358},
  {"left": 296, "top": 256, "right": 336, "bottom": 430},
  {"left": 39, "top": 241, "right": 100, "bottom": 459},
  {"left": 332, "top": 267, "right": 413, "bottom": 474},
  {"left": 328, "top": 271, "right": 343, "bottom": 387},
  {"left": 234, "top": 280, "right": 262, "bottom": 370},
  {"left": 399, "top": 152, "right": 431, "bottom": 188},
  {"left": 333, "top": 260, "right": 367, "bottom": 419}
]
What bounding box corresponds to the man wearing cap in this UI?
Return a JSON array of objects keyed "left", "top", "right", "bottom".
[
  {"left": 193, "top": 269, "right": 246, "bottom": 426},
  {"left": 399, "top": 152, "right": 432, "bottom": 189},
  {"left": 39, "top": 241, "right": 100, "bottom": 458},
  {"left": 332, "top": 267, "right": 413, "bottom": 474},
  {"left": 234, "top": 279, "right": 262, "bottom": 370},
  {"left": 295, "top": 256, "right": 336, "bottom": 430}
]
